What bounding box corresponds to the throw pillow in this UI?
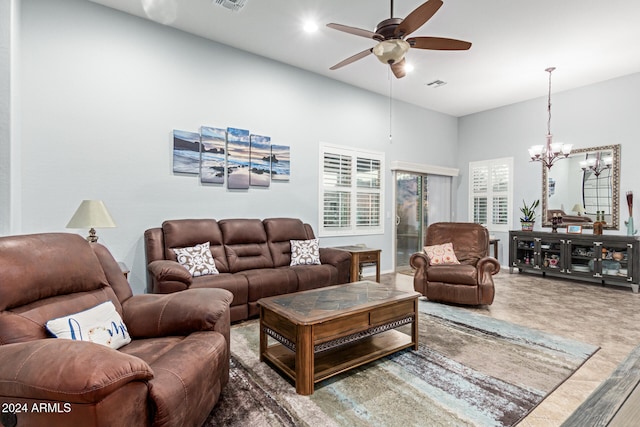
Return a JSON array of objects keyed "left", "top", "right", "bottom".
[
  {"left": 290, "top": 239, "right": 321, "bottom": 266},
  {"left": 172, "top": 242, "right": 219, "bottom": 277},
  {"left": 424, "top": 242, "right": 460, "bottom": 265},
  {"left": 46, "top": 301, "right": 131, "bottom": 350}
]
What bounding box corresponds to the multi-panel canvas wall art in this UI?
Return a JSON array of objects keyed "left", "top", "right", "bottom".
[
  {"left": 226, "top": 127, "right": 251, "bottom": 190},
  {"left": 271, "top": 144, "right": 291, "bottom": 181},
  {"left": 172, "top": 130, "right": 201, "bottom": 174},
  {"left": 250, "top": 134, "right": 271, "bottom": 187},
  {"left": 200, "top": 126, "right": 226, "bottom": 184},
  {"left": 172, "top": 126, "right": 290, "bottom": 189}
]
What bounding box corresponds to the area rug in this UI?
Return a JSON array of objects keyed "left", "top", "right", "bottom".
[{"left": 205, "top": 301, "right": 598, "bottom": 427}]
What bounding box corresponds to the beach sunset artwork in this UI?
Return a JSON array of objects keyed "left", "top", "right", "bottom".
[
  {"left": 270, "top": 144, "right": 291, "bottom": 181},
  {"left": 200, "top": 126, "right": 226, "bottom": 184},
  {"left": 249, "top": 134, "right": 271, "bottom": 187},
  {"left": 173, "top": 129, "right": 201, "bottom": 175},
  {"left": 226, "top": 127, "right": 251, "bottom": 189}
]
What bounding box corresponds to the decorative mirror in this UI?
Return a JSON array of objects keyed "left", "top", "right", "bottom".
[{"left": 542, "top": 144, "right": 620, "bottom": 230}]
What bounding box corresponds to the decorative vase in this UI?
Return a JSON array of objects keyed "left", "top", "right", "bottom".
[
  {"left": 521, "top": 221, "right": 534, "bottom": 231},
  {"left": 626, "top": 216, "right": 638, "bottom": 236}
]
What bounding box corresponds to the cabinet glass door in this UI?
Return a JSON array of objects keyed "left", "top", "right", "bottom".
[{"left": 513, "top": 236, "right": 538, "bottom": 269}]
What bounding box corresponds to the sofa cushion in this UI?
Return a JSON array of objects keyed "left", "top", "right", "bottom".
[
  {"left": 162, "top": 219, "right": 229, "bottom": 273},
  {"left": 241, "top": 268, "right": 298, "bottom": 303},
  {"left": 220, "top": 219, "right": 274, "bottom": 272},
  {"left": 290, "top": 239, "right": 321, "bottom": 266},
  {"left": 264, "top": 218, "right": 310, "bottom": 267},
  {"left": 0, "top": 233, "right": 110, "bottom": 311},
  {"left": 427, "top": 264, "right": 478, "bottom": 286},
  {"left": 46, "top": 301, "right": 131, "bottom": 349},
  {"left": 424, "top": 242, "right": 460, "bottom": 265},
  {"left": 291, "top": 264, "right": 338, "bottom": 291},
  {"left": 173, "top": 242, "right": 220, "bottom": 277}
]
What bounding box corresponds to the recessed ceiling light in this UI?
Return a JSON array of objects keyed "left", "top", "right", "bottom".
[
  {"left": 303, "top": 21, "right": 319, "bottom": 33},
  {"left": 404, "top": 62, "right": 415, "bottom": 73}
]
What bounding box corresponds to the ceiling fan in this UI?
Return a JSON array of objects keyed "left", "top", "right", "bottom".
[{"left": 327, "top": 0, "right": 471, "bottom": 78}]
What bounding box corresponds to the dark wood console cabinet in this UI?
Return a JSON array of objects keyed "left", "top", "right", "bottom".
[{"left": 509, "top": 230, "right": 640, "bottom": 293}]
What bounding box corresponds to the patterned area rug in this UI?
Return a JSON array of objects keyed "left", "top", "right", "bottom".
[{"left": 205, "top": 301, "right": 598, "bottom": 427}]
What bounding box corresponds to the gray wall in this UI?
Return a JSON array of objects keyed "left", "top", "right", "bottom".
[
  {"left": 14, "top": 0, "right": 459, "bottom": 293},
  {"left": 458, "top": 72, "right": 640, "bottom": 265}
]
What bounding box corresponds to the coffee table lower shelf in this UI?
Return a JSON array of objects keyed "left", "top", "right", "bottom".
[{"left": 262, "top": 329, "right": 413, "bottom": 386}]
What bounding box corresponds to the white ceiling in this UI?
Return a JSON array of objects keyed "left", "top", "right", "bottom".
[{"left": 88, "top": 0, "right": 640, "bottom": 117}]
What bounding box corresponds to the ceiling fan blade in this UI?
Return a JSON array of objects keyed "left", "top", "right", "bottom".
[
  {"left": 408, "top": 36, "right": 472, "bottom": 50},
  {"left": 327, "top": 23, "right": 377, "bottom": 39},
  {"left": 330, "top": 48, "right": 373, "bottom": 70},
  {"left": 390, "top": 58, "right": 407, "bottom": 79},
  {"left": 395, "top": 0, "right": 443, "bottom": 38}
]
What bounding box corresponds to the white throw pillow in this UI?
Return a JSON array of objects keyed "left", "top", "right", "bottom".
[
  {"left": 290, "top": 239, "right": 321, "bottom": 266},
  {"left": 172, "top": 241, "right": 219, "bottom": 277},
  {"left": 46, "top": 301, "right": 131, "bottom": 350}
]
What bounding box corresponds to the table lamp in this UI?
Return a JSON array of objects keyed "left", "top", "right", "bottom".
[
  {"left": 572, "top": 204, "right": 586, "bottom": 216},
  {"left": 66, "top": 200, "right": 116, "bottom": 242}
]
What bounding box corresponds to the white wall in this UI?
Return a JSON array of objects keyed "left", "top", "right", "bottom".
[
  {"left": 458, "top": 72, "right": 640, "bottom": 265},
  {"left": 0, "top": 0, "right": 21, "bottom": 235},
  {"left": 17, "top": 0, "right": 459, "bottom": 293}
]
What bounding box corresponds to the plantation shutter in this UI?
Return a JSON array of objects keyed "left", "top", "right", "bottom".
[
  {"left": 320, "top": 144, "right": 384, "bottom": 236},
  {"left": 323, "top": 153, "right": 352, "bottom": 229},
  {"left": 469, "top": 158, "right": 513, "bottom": 232}
]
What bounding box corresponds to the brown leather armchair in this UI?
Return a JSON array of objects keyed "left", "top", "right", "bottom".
[
  {"left": 410, "top": 222, "right": 500, "bottom": 305},
  {"left": 0, "top": 233, "right": 233, "bottom": 427}
]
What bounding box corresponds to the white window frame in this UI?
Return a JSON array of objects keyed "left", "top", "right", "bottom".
[
  {"left": 468, "top": 157, "right": 513, "bottom": 233},
  {"left": 319, "top": 143, "right": 385, "bottom": 237}
]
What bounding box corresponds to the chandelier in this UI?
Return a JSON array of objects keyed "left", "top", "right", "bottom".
[
  {"left": 528, "top": 67, "right": 572, "bottom": 168},
  {"left": 581, "top": 152, "right": 613, "bottom": 177}
]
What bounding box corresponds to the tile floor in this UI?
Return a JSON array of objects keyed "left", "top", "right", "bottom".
[{"left": 386, "top": 270, "right": 640, "bottom": 426}]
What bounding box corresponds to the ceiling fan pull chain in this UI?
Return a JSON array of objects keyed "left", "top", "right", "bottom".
[{"left": 389, "top": 70, "right": 393, "bottom": 143}]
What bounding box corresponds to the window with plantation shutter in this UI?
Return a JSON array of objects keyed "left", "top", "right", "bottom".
[
  {"left": 469, "top": 158, "right": 513, "bottom": 232},
  {"left": 320, "top": 144, "right": 384, "bottom": 236}
]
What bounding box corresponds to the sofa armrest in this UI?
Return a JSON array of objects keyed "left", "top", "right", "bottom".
[
  {"left": 319, "top": 247, "right": 351, "bottom": 266},
  {"left": 122, "top": 288, "right": 233, "bottom": 338},
  {"left": 148, "top": 260, "right": 192, "bottom": 284},
  {"left": 477, "top": 256, "right": 501, "bottom": 280},
  {"left": 0, "top": 340, "right": 153, "bottom": 404},
  {"left": 410, "top": 252, "right": 430, "bottom": 271}
]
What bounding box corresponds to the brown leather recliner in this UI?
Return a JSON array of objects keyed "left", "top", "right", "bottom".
[
  {"left": 410, "top": 222, "right": 500, "bottom": 305},
  {"left": 0, "top": 233, "right": 233, "bottom": 427}
]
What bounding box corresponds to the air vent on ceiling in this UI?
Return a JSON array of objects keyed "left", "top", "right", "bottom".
[
  {"left": 426, "top": 80, "right": 447, "bottom": 88},
  {"left": 213, "top": 0, "right": 247, "bottom": 12}
]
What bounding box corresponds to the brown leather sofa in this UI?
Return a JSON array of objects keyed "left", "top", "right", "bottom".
[
  {"left": 144, "top": 217, "right": 352, "bottom": 322},
  {"left": 410, "top": 222, "right": 500, "bottom": 305},
  {"left": 0, "top": 233, "right": 233, "bottom": 427}
]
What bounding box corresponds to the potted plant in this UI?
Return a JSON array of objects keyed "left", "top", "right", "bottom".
[{"left": 520, "top": 199, "right": 540, "bottom": 231}]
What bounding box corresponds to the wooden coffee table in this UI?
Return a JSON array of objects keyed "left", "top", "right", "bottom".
[{"left": 257, "top": 281, "right": 420, "bottom": 395}]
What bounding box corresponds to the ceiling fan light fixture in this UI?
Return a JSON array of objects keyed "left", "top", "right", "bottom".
[{"left": 372, "top": 39, "right": 410, "bottom": 64}]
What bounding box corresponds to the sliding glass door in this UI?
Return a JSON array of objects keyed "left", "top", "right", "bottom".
[{"left": 395, "top": 172, "right": 452, "bottom": 272}]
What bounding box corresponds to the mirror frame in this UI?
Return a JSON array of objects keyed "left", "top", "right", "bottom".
[{"left": 542, "top": 144, "right": 621, "bottom": 230}]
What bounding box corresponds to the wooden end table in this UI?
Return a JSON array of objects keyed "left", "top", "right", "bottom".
[
  {"left": 258, "top": 281, "right": 419, "bottom": 395},
  {"left": 333, "top": 246, "right": 381, "bottom": 283}
]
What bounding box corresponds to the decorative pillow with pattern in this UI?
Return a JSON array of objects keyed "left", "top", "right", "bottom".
[
  {"left": 424, "top": 242, "right": 460, "bottom": 265},
  {"left": 46, "top": 301, "right": 131, "bottom": 350},
  {"left": 290, "top": 239, "right": 321, "bottom": 266},
  {"left": 172, "top": 242, "right": 219, "bottom": 277}
]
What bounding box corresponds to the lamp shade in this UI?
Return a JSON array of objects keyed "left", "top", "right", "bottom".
[
  {"left": 66, "top": 200, "right": 116, "bottom": 243},
  {"left": 572, "top": 204, "right": 586, "bottom": 215}
]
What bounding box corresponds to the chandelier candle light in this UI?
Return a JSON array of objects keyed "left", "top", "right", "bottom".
[{"left": 528, "top": 67, "right": 573, "bottom": 168}]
